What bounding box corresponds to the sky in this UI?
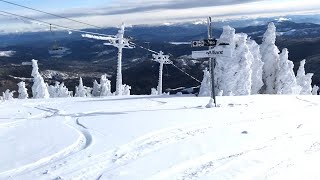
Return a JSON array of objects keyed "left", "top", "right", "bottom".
[{"left": 0, "top": 0, "right": 320, "bottom": 33}]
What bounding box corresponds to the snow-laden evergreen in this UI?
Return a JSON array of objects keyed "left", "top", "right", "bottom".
[
  {"left": 75, "top": 77, "right": 91, "bottom": 97},
  {"left": 232, "top": 33, "right": 252, "bottom": 95},
  {"left": 49, "top": 82, "right": 71, "bottom": 98},
  {"left": 91, "top": 75, "right": 112, "bottom": 97},
  {"left": 122, "top": 84, "right": 131, "bottom": 96},
  {"left": 215, "top": 26, "right": 236, "bottom": 96},
  {"left": 2, "top": 89, "right": 15, "bottom": 100},
  {"left": 199, "top": 68, "right": 211, "bottom": 97},
  {"left": 247, "top": 39, "right": 264, "bottom": 94},
  {"left": 296, "top": 60, "right": 313, "bottom": 95},
  {"left": 275, "top": 48, "right": 299, "bottom": 94},
  {"left": 31, "top": 59, "right": 50, "bottom": 99},
  {"left": 57, "top": 82, "right": 71, "bottom": 97},
  {"left": 312, "top": 85, "right": 319, "bottom": 95},
  {"left": 214, "top": 28, "right": 255, "bottom": 96},
  {"left": 92, "top": 80, "right": 101, "bottom": 97},
  {"left": 100, "top": 74, "right": 112, "bottom": 96},
  {"left": 17, "top": 81, "right": 28, "bottom": 99},
  {"left": 260, "top": 22, "right": 280, "bottom": 94},
  {"left": 48, "top": 82, "right": 59, "bottom": 98},
  {"left": 151, "top": 88, "right": 158, "bottom": 95},
  {"left": 200, "top": 22, "right": 316, "bottom": 97}
]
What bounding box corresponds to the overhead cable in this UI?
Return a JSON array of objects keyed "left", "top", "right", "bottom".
[{"left": 0, "top": 0, "right": 104, "bottom": 29}]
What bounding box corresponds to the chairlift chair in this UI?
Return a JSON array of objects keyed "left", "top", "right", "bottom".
[{"left": 48, "top": 24, "right": 68, "bottom": 55}]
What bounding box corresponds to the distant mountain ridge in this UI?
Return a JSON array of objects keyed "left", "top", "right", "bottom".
[{"left": 1, "top": 19, "right": 320, "bottom": 95}]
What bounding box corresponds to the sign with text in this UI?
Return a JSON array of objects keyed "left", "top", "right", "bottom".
[
  {"left": 191, "top": 39, "right": 217, "bottom": 47},
  {"left": 192, "top": 48, "right": 232, "bottom": 59}
]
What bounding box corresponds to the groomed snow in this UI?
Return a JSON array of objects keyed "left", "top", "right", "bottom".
[{"left": 1, "top": 95, "right": 320, "bottom": 180}]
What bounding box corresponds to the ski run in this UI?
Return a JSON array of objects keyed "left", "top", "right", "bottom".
[{"left": 1, "top": 95, "right": 320, "bottom": 179}]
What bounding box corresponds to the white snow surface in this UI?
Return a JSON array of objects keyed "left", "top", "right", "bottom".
[{"left": 1, "top": 95, "right": 320, "bottom": 180}]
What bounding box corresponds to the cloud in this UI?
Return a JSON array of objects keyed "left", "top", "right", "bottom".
[
  {"left": 0, "top": 0, "right": 320, "bottom": 33},
  {"left": 94, "top": 0, "right": 265, "bottom": 15}
]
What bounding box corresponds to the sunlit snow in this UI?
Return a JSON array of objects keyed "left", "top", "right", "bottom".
[{"left": 1, "top": 95, "right": 320, "bottom": 179}]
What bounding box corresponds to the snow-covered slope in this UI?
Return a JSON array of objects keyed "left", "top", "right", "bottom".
[{"left": 1, "top": 95, "right": 320, "bottom": 180}]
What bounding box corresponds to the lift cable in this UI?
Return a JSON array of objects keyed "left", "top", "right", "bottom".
[
  {"left": 0, "top": 0, "right": 104, "bottom": 29},
  {"left": 0, "top": 10, "right": 115, "bottom": 37},
  {"left": 130, "top": 42, "right": 201, "bottom": 84}
]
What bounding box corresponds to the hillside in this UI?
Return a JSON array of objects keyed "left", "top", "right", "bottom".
[
  {"left": 1, "top": 95, "right": 320, "bottom": 179},
  {"left": 1, "top": 21, "right": 320, "bottom": 95}
]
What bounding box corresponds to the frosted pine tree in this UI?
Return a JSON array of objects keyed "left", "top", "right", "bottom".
[
  {"left": 48, "top": 82, "right": 71, "bottom": 98},
  {"left": 233, "top": 34, "right": 252, "bottom": 95},
  {"left": 2, "top": 89, "right": 15, "bottom": 100},
  {"left": 31, "top": 59, "right": 50, "bottom": 99},
  {"left": 17, "top": 81, "right": 28, "bottom": 99},
  {"left": 57, "top": 82, "right": 71, "bottom": 97},
  {"left": 296, "top": 60, "right": 313, "bottom": 95},
  {"left": 215, "top": 26, "right": 236, "bottom": 96},
  {"left": 199, "top": 68, "right": 211, "bottom": 97},
  {"left": 151, "top": 88, "right": 158, "bottom": 95},
  {"left": 100, "top": 74, "right": 112, "bottom": 96},
  {"left": 92, "top": 80, "right": 101, "bottom": 97},
  {"left": 75, "top": 77, "right": 91, "bottom": 97},
  {"left": 247, "top": 39, "right": 264, "bottom": 94},
  {"left": 275, "top": 48, "right": 298, "bottom": 94},
  {"left": 312, "top": 85, "right": 319, "bottom": 95},
  {"left": 260, "top": 22, "right": 280, "bottom": 94},
  {"left": 48, "top": 81, "right": 60, "bottom": 98},
  {"left": 122, "top": 84, "right": 131, "bottom": 95}
]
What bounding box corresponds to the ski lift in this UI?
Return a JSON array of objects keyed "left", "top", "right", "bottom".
[{"left": 48, "top": 24, "right": 69, "bottom": 56}]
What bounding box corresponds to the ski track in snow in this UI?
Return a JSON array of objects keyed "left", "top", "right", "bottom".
[
  {"left": 44, "top": 123, "right": 214, "bottom": 180},
  {"left": 295, "top": 96, "right": 319, "bottom": 106},
  {"left": 5, "top": 98, "right": 211, "bottom": 180},
  {"left": 3, "top": 105, "right": 92, "bottom": 179},
  {"left": 149, "top": 129, "right": 320, "bottom": 180},
  {"left": 4, "top": 96, "right": 320, "bottom": 180},
  {"left": 148, "top": 144, "right": 269, "bottom": 180}
]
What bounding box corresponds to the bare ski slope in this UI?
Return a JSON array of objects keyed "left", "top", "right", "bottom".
[{"left": 1, "top": 95, "right": 320, "bottom": 180}]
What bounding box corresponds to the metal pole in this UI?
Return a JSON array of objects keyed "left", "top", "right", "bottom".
[
  {"left": 158, "top": 62, "right": 164, "bottom": 95},
  {"left": 115, "top": 23, "right": 125, "bottom": 96},
  {"left": 208, "top": 17, "right": 216, "bottom": 107}
]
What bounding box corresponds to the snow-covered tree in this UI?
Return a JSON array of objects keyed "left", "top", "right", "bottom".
[
  {"left": 275, "top": 48, "right": 298, "bottom": 94},
  {"left": 215, "top": 26, "right": 236, "bottom": 96},
  {"left": 31, "top": 59, "right": 50, "bottom": 99},
  {"left": 75, "top": 77, "right": 91, "bottom": 97},
  {"left": 199, "top": 68, "right": 212, "bottom": 96},
  {"left": 247, "top": 39, "right": 264, "bottom": 94},
  {"left": 151, "top": 88, "right": 158, "bottom": 95},
  {"left": 260, "top": 22, "right": 280, "bottom": 94},
  {"left": 92, "top": 80, "right": 101, "bottom": 97},
  {"left": 232, "top": 33, "right": 252, "bottom": 95},
  {"left": 122, "top": 84, "right": 131, "bottom": 95},
  {"left": 49, "top": 82, "right": 71, "bottom": 98},
  {"left": 48, "top": 82, "right": 59, "bottom": 98},
  {"left": 57, "top": 82, "right": 71, "bottom": 97},
  {"left": 199, "top": 68, "right": 211, "bottom": 97},
  {"left": 296, "top": 60, "right": 313, "bottom": 95},
  {"left": 312, "top": 85, "right": 319, "bottom": 95},
  {"left": 17, "top": 81, "right": 28, "bottom": 99},
  {"left": 100, "top": 74, "right": 112, "bottom": 96},
  {"left": 2, "top": 89, "right": 15, "bottom": 100}
]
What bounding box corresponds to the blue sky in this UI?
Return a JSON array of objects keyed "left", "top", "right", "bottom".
[{"left": 0, "top": 0, "right": 320, "bottom": 32}]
